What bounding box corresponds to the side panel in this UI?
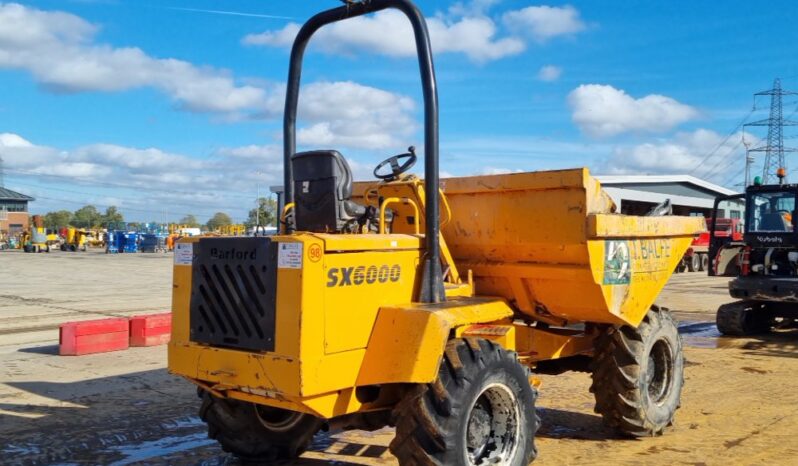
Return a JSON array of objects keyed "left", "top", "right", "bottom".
[
  {"left": 321, "top": 250, "right": 420, "bottom": 354},
  {"left": 588, "top": 235, "right": 695, "bottom": 326}
]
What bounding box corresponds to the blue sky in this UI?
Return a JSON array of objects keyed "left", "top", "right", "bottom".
[{"left": 1, "top": 0, "right": 797, "bottom": 222}]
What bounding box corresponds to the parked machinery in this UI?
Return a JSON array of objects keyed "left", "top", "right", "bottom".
[
  {"left": 23, "top": 215, "right": 49, "bottom": 253},
  {"left": 168, "top": 1, "right": 704, "bottom": 463},
  {"left": 138, "top": 223, "right": 169, "bottom": 253},
  {"left": 678, "top": 217, "right": 743, "bottom": 272},
  {"left": 709, "top": 173, "right": 798, "bottom": 335},
  {"left": 140, "top": 234, "right": 167, "bottom": 253},
  {"left": 105, "top": 222, "right": 139, "bottom": 254},
  {"left": 60, "top": 227, "right": 89, "bottom": 252},
  {"left": 219, "top": 224, "right": 246, "bottom": 236}
]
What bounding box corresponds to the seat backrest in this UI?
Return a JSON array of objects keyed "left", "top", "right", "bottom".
[
  {"left": 759, "top": 212, "right": 790, "bottom": 231},
  {"left": 291, "top": 150, "right": 354, "bottom": 232}
]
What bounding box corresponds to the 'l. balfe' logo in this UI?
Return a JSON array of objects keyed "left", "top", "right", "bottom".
[{"left": 327, "top": 264, "right": 401, "bottom": 287}]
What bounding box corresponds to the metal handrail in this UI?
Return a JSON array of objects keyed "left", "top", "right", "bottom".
[{"left": 380, "top": 197, "right": 420, "bottom": 234}]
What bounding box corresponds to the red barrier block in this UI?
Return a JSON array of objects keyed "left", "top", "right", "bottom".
[
  {"left": 59, "top": 318, "right": 129, "bottom": 356},
  {"left": 129, "top": 312, "right": 172, "bottom": 347}
]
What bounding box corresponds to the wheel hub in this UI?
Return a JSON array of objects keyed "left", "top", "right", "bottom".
[
  {"left": 646, "top": 339, "right": 674, "bottom": 404},
  {"left": 254, "top": 405, "right": 303, "bottom": 432},
  {"left": 465, "top": 383, "right": 520, "bottom": 465}
]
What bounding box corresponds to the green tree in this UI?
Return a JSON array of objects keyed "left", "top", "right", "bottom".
[
  {"left": 101, "top": 206, "right": 124, "bottom": 226},
  {"left": 206, "top": 212, "right": 233, "bottom": 231},
  {"left": 71, "top": 205, "right": 102, "bottom": 229},
  {"left": 179, "top": 214, "right": 200, "bottom": 228},
  {"left": 245, "top": 197, "right": 278, "bottom": 228},
  {"left": 43, "top": 210, "right": 74, "bottom": 229}
]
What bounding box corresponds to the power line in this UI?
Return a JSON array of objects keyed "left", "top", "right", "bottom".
[
  {"left": 3, "top": 167, "right": 262, "bottom": 201},
  {"left": 721, "top": 160, "right": 747, "bottom": 187},
  {"left": 31, "top": 194, "right": 206, "bottom": 219},
  {"left": 6, "top": 177, "right": 251, "bottom": 222},
  {"left": 5, "top": 177, "right": 241, "bottom": 215},
  {"left": 697, "top": 139, "right": 744, "bottom": 180},
  {"left": 690, "top": 107, "right": 754, "bottom": 175}
]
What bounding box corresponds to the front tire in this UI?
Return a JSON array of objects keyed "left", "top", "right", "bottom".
[
  {"left": 390, "top": 338, "right": 538, "bottom": 465},
  {"left": 199, "top": 391, "right": 322, "bottom": 462},
  {"left": 590, "top": 306, "right": 684, "bottom": 436}
]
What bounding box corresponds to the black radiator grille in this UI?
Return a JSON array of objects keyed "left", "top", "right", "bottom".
[{"left": 189, "top": 237, "right": 277, "bottom": 352}]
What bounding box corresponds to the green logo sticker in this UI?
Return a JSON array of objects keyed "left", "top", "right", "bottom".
[{"left": 604, "top": 240, "right": 631, "bottom": 285}]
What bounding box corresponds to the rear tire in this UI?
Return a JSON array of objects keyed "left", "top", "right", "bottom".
[
  {"left": 700, "top": 254, "right": 708, "bottom": 272},
  {"left": 390, "top": 338, "right": 538, "bottom": 466},
  {"left": 689, "top": 254, "right": 699, "bottom": 272},
  {"left": 590, "top": 305, "right": 684, "bottom": 436},
  {"left": 675, "top": 260, "right": 687, "bottom": 273},
  {"left": 716, "top": 301, "right": 772, "bottom": 336},
  {"left": 199, "top": 391, "right": 322, "bottom": 462}
]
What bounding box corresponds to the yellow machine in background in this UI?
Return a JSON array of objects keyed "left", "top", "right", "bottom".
[
  {"left": 218, "top": 224, "right": 246, "bottom": 236},
  {"left": 168, "top": 1, "right": 704, "bottom": 464},
  {"left": 85, "top": 229, "right": 105, "bottom": 248},
  {"left": 60, "top": 227, "right": 89, "bottom": 252},
  {"left": 23, "top": 215, "right": 50, "bottom": 253}
]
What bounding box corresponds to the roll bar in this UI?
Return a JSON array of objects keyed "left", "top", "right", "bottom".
[{"left": 282, "top": 0, "right": 445, "bottom": 302}]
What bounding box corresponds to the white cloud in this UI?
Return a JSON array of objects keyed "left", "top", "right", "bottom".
[
  {"left": 243, "top": 9, "right": 525, "bottom": 63},
  {"left": 0, "top": 132, "right": 109, "bottom": 178},
  {"left": 537, "top": 65, "right": 562, "bottom": 81},
  {"left": 0, "top": 4, "right": 419, "bottom": 151},
  {"left": 0, "top": 131, "right": 406, "bottom": 220},
  {"left": 0, "top": 132, "right": 287, "bottom": 218},
  {"left": 448, "top": 0, "right": 502, "bottom": 17},
  {"left": 599, "top": 129, "right": 747, "bottom": 181},
  {"left": 294, "top": 81, "right": 416, "bottom": 150},
  {"left": 256, "top": 81, "right": 417, "bottom": 150},
  {"left": 0, "top": 3, "right": 266, "bottom": 114},
  {"left": 0, "top": 132, "right": 35, "bottom": 148},
  {"left": 502, "top": 5, "right": 586, "bottom": 42},
  {"left": 568, "top": 84, "right": 700, "bottom": 138}
]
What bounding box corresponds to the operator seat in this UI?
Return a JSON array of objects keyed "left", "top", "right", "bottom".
[
  {"left": 291, "top": 150, "right": 367, "bottom": 233},
  {"left": 759, "top": 212, "right": 791, "bottom": 231}
]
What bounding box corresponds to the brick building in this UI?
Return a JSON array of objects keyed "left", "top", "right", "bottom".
[{"left": 0, "top": 187, "right": 34, "bottom": 235}]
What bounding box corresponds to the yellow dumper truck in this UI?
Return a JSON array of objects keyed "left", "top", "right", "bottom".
[{"left": 168, "top": 1, "right": 704, "bottom": 463}]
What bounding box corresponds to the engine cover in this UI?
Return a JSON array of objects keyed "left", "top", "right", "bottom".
[{"left": 189, "top": 237, "right": 278, "bottom": 352}]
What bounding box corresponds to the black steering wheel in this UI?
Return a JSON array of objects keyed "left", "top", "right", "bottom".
[{"left": 373, "top": 146, "right": 417, "bottom": 181}]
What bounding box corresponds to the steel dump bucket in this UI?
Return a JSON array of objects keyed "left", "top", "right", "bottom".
[{"left": 440, "top": 168, "right": 705, "bottom": 326}]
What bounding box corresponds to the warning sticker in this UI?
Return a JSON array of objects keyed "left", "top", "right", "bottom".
[
  {"left": 174, "top": 242, "right": 193, "bottom": 266},
  {"left": 278, "top": 243, "right": 303, "bottom": 269}
]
